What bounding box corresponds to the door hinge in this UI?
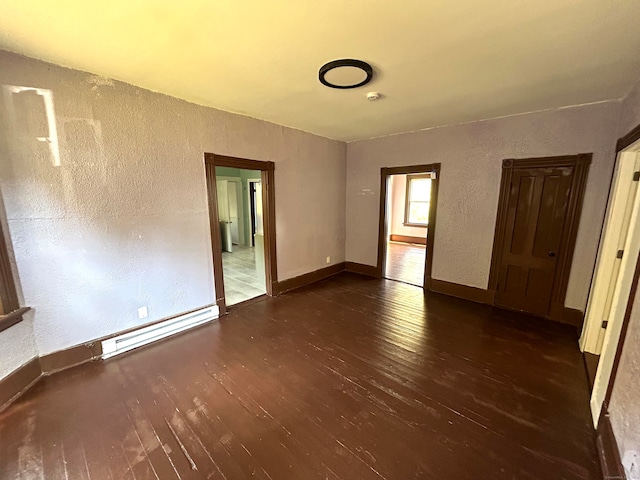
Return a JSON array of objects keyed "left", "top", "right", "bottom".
[
  {"left": 617, "top": 249, "right": 624, "bottom": 259},
  {"left": 602, "top": 320, "right": 609, "bottom": 329},
  {"left": 634, "top": 171, "right": 640, "bottom": 181}
]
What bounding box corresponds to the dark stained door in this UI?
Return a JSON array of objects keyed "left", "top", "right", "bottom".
[{"left": 495, "top": 166, "right": 575, "bottom": 317}]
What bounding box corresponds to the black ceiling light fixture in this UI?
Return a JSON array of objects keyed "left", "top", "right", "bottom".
[{"left": 319, "top": 59, "right": 373, "bottom": 89}]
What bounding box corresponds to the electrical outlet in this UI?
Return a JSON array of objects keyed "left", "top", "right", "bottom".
[
  {"left": 326, "top": 256, "right": 331, "bottom": 264},
  {"left": 623, "top": 451, "right": 640, "bottom": 480},
  {"left": 138, "top": 306, "right": 148, "bottom": 320}
]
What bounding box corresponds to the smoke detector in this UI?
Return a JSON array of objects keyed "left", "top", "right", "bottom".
[{"left": 367, "top": 92, "right": 381, "bottom": 101}]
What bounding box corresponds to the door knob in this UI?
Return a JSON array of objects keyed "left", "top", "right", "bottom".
[{"left": 548, "top": 251, "right": 556, "bottom": 257}]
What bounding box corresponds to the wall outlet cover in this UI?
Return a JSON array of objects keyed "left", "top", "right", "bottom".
[
  {"left": 138, "top": 306, "right": 148, "bottom": 320},
  {"left": 326, "top": 256, "right": 331, "bottom": 264}
]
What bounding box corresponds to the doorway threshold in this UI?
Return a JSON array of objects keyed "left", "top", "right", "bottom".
[{"left": 227, "top": 294, "right": 268, "bottom": 311}]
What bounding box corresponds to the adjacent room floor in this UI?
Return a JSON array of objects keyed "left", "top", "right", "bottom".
[
  {"left": 0, "top": 274, "right": 597, "bottom": 479},
  {"left": 222, "top": 244, "right": 266, "bottom": 305},
  {"left": 385, "top": 241, "right": 427, "bottom": 286}
]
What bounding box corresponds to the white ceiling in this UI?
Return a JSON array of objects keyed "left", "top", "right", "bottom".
[{"left": 1, "top": 0, "right": 640, "bottom": 141}]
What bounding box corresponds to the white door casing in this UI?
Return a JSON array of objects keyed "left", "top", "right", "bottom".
[
  {"left": 585, "top": 145, "right": 640, "bottom": 426},
  {"left": 581, "top": 151, "right": 640, "bottom": 354}
]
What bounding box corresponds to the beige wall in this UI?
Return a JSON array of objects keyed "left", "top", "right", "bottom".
[
  {"left": 346, "top": 101, "right": 621, "bottom": 311},
  {"left": 609, "top": 286, "right": 640, "bottom": 459},
  {"left": 610, "top": 77, "right": 640, "bottom": 461},
  {"left": 389, "top": 175, "right": 428, "bottom": 238},
  {"left": 619, "top": 77, "right": 640, "bottom": 138},
  {"left": 0, "top": 50, "right": 346, "bottom": 363}
]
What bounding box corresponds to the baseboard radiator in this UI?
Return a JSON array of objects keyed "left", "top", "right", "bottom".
[{"left": 101, "top": 305, "right": 219, "bottom": 359}]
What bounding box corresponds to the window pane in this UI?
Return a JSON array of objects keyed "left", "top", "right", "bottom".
[
  {"left": 409, "top": 201, "right": 429, "bottom": 224},
  {"left": 409, "top": 178, "right": 431, "bottom": 202}
]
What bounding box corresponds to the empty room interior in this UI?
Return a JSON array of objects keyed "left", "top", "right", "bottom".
[{"left": 1, "top": 2, "right": 640, "bottom": 479}]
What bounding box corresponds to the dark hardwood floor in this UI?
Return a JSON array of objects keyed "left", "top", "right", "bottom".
[
  {"left": 385, "top": 241, "right": 426, "bottom": 286},
  {"left": 0, "top": 273, "right": 597, "bottom": 479}
]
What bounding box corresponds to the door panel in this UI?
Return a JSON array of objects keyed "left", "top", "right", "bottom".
[
  {"left": 495, "top": 166, "right": 574, "bottom": 316},
  {"left": 509, "top": 174, "right": 536, "bottom": 255}
]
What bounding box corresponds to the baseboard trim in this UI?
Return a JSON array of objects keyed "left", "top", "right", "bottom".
[
  {"left": 40, "top": 303, "right": 219, "bottom": 375},
  {"left": 429, "top": 280, "right": 585, "bottom": 327},
  {"left": 389, "top": 234, "right": 427, "bottom": 245},
  {"left": 40, "top": 342, "right": 103, "bottom": 375},
  {"left": 275, "top": 263, "right": 346, "bottom": 295},
  {"left": 596, "top": 412, "right": 625, "bottom": 480},
  {"left": 344, "top": 261, "right": 380, "bottom": 278},
  {"left": 547, "top": 303, "right": 584, "bottom": 328},
  {"left": 0, "top": 357, "right": 42, "bottom": 412},
  {"left": 429, "top": 279, "right": 495, "bottom": 305},
  {"left": 565, "top": 307, "right": 585, "bottom": 329},
  {"left": 2, "top": 303, "right": 222, "bottom": 411}
]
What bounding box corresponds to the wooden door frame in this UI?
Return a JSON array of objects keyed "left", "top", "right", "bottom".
[
  {"left": 487, "top": 154, "right": 592, "bottom": 323},
  {"left": 377, "top": 163, "right": 441, "bottom": 289},
  {"left": 204, "top": 153, "right": 277, "bottom": 314},
  {"left": 592, "top": 121, "right": 640, "bottom": 478}
]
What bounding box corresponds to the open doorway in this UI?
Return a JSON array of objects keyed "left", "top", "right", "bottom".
[
  {"left": 377, "top": 164, "right": 440, "bottom": 288},
  {"left": 216, "top": 167, "right": 266, "bottom": 306},
  {"left": 580, "top": 135, "right": 640, "bottom": 426},
  {"left": 204, "top": 154, "right": 277, "bottom": 313}
]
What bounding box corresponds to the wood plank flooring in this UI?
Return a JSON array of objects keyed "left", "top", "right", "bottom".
[
  {"left": 0, "top": 273, "right": 598, "bottom": 479},
  {"left": 385, "top": 241, "right": 426, "bottom": 286}
]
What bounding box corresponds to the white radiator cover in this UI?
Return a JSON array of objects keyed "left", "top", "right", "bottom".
[{"left": 101, "top": 305, "right": 219, "bottom": 359}]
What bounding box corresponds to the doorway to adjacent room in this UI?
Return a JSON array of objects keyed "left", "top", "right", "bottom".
[
  {"left": 204, "top": 154, "right": 277, "bottom": 313},
  {"left": 579, "top": 133, "right": 640, "bottom": 425},
  {"left": 216, "top": 167, "right": 266, "bottom": 306},
  {"left": 378, "top": 164, "right": 440, "bottom": 288}
]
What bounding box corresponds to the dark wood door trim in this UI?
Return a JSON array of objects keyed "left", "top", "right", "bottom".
[
  {"left": 377, "top": 163, "right": 441, "bottom": 289},
  {"left": 204, "top": 153, "right": 278, "bottom": 314},
  {"left": 0, "top": 218, "right": 21, "bottom": 315},
  {"left": 205, "top": 154, "right": 276, "bottom": 171},
  {"left": 488, "top": 154, "right": 592, "bottom": 322}
]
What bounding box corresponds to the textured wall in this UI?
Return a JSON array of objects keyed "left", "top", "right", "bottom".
[
  {"left": 609, "top": 287, "right": 640, "bottom": 458},
  {"left": 0, "top": 50, "right": 346, "bottom": 358},
  {"left": 0, "top": 194, "right": 38, "bottom": 380},
  {"left": 610, "top": 77, "right": 640, "bottom": 461},
  {"left": 346, "top": 101, "right": 620, "bottom": 310},
  {"left": 619, "top": 77, "right": 640, "bottom": 138}
]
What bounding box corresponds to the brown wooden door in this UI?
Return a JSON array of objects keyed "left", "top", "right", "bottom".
[{"left": 494, "top": 165, "right": 575, "bottom": 317}]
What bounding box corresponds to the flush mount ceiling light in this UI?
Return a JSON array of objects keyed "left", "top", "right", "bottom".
[{"left": 319, "top": 59, "right": 373, "bottom": 89}]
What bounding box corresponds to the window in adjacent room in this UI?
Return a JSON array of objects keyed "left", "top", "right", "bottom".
[{"left": 404, "top": 174, "right": 432, "bottom": 226}]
